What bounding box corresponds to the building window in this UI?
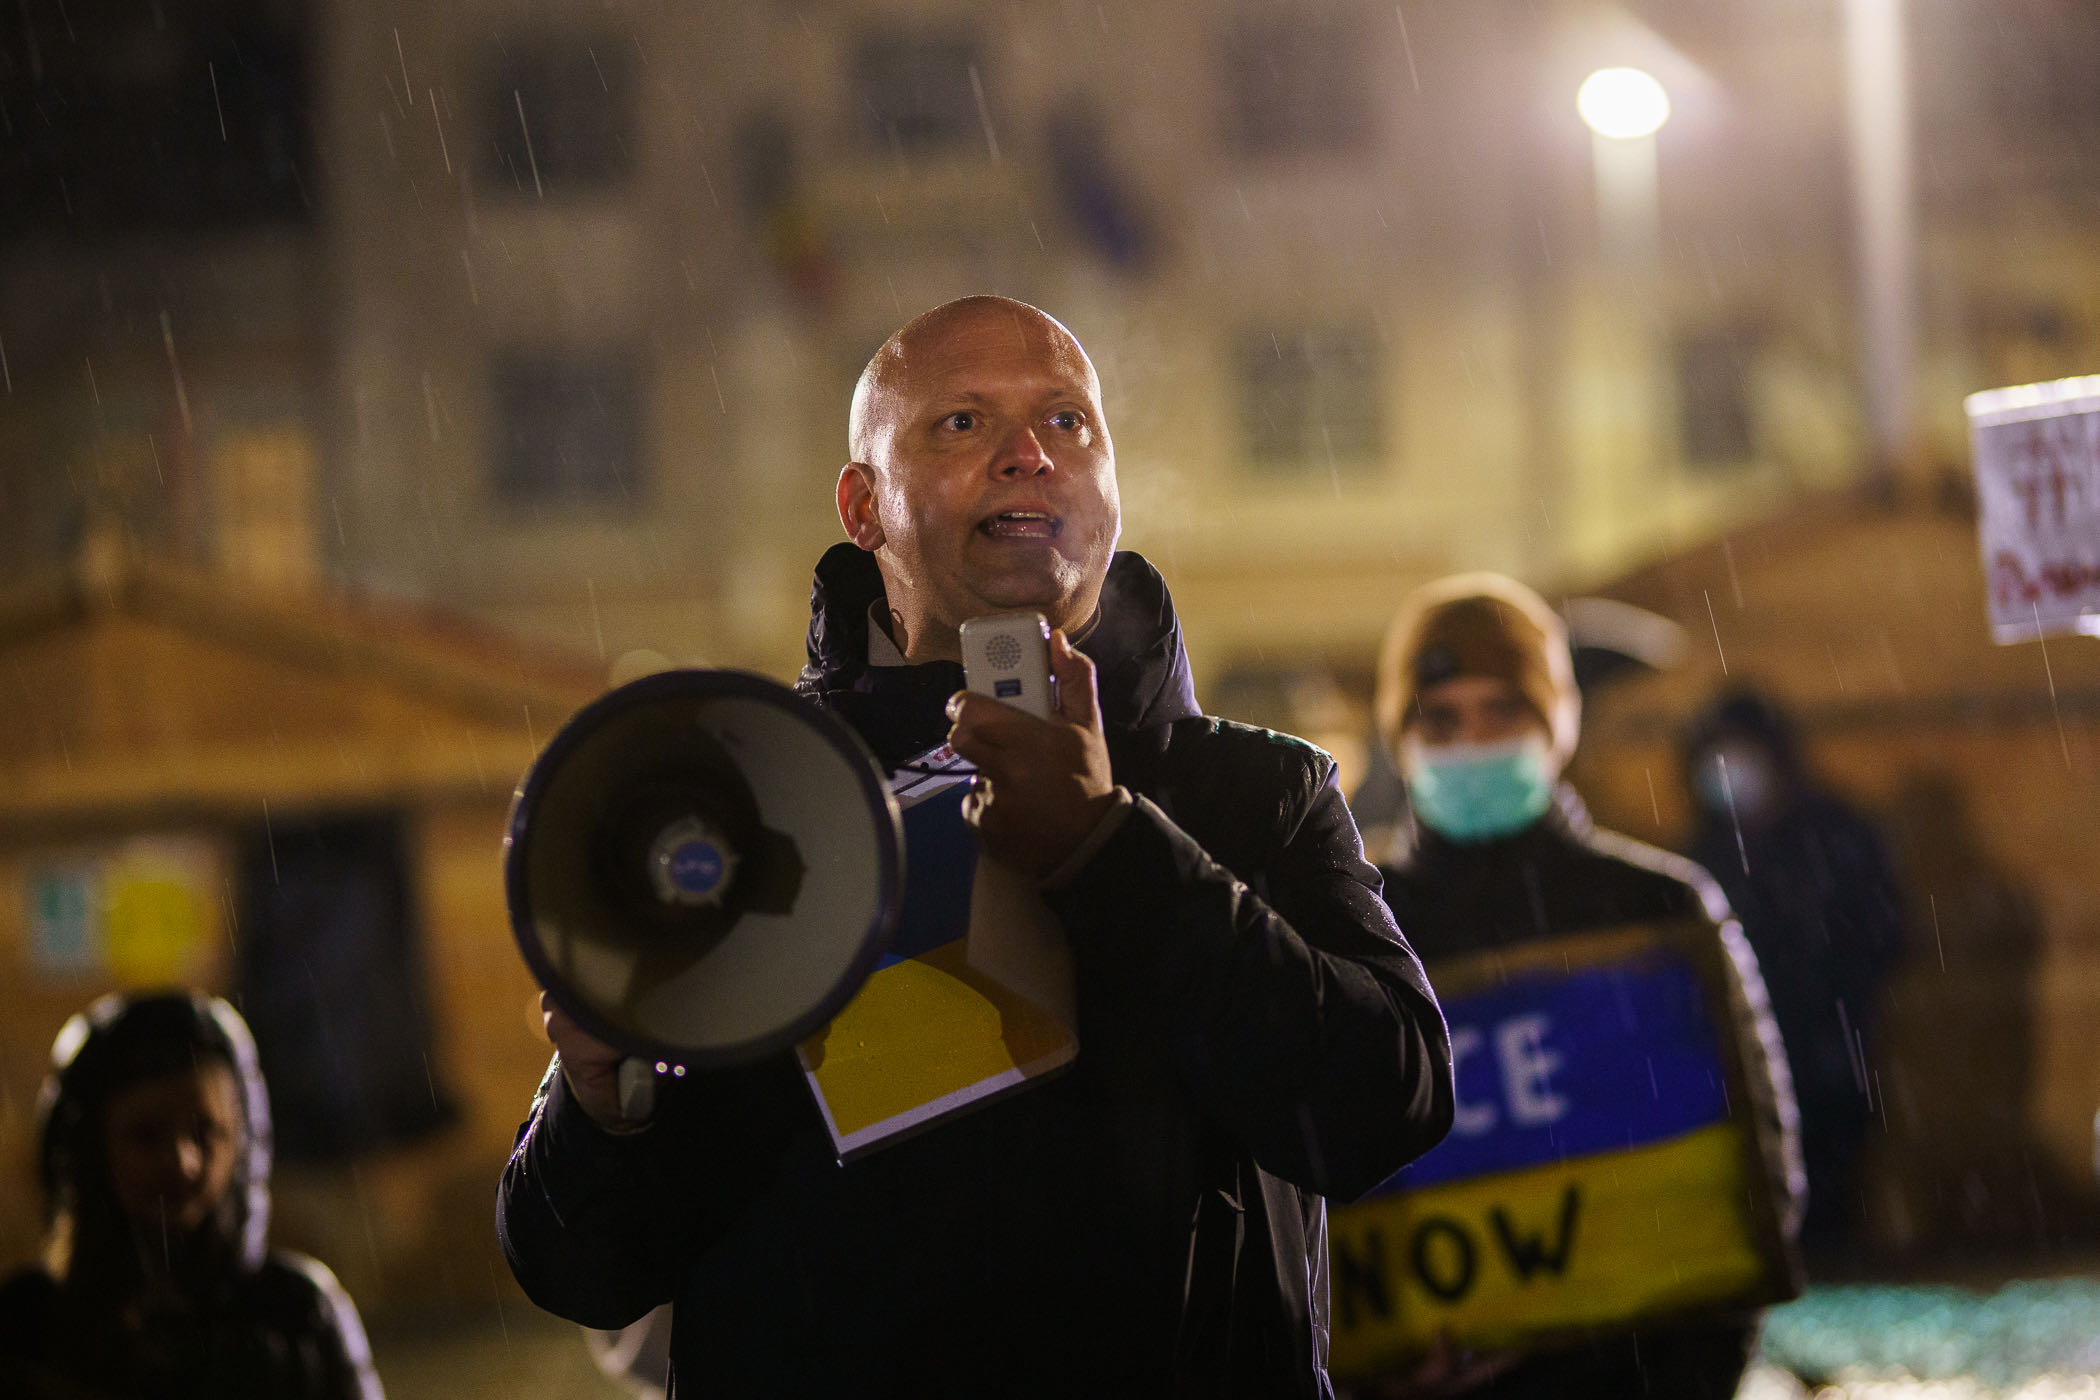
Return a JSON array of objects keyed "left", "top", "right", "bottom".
[
  {"left": 1675, "top": 327, "right": 1757, "bottom": 467},
  {"left": 482, "top": 36, "right": 634, "bottom": 196},
  {"left": 1238, "top": 324, "right": 1385, "bottom": 476},
  {"left": 0, "top": 0, "right": 311, "bottom": 236},
  {"left": 851, "top": 32, "right": 985, "bottom": 155},
  {"left": 490, "top": 349, "right": 643, "bottom": 507},
  {"left": 236, "top": 814, "right": 455, "bottom": 1162},
  {"left": 1220, "top": 13, "right": 1372, "bottom": 156}
]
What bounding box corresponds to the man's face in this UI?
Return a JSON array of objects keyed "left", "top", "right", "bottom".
[
  {"left": 102, "top": 1061, "right": 244, "bottom": 1236},
  {"left": 1411, "top": 676, "right": 1546, "bottom": 750},
  {"left": 841, "top": 303, "right": 1121, "bottom": 651}
]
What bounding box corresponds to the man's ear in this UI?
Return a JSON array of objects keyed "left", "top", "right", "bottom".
[{"left": 836, "top": 463, "right": 886, "bottom": 550}]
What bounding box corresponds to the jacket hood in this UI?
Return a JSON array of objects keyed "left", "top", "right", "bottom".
[
  {"left": 796, "top": 543, "right": 1201, "bottom": 764},
  {"left": 38, "top": 991, "right": 273, "bottom": 1277}
]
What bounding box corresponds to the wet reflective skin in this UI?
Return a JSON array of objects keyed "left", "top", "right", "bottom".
[{"left": 837, "top": 297, "right": 1123, "bottom": 665}]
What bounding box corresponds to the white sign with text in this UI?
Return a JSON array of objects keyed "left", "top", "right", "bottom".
[{"left": 1967, "top": 375, "right": 2100, "bottom": 642}]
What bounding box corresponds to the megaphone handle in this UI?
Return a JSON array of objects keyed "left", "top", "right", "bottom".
[{"left": 616, "top": 1057, "right": 658, "bottom": 1123}]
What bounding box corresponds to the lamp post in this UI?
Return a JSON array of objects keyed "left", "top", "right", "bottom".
[
  {"left": 1845, "top": 0, "right": 1916, "bottom": 479},
  {"left": 1577, "top": 66, "right": 1671, "bottom": 265},
  {"left": 1572, "top": 66, "right": 1673, "bottom": 567}
]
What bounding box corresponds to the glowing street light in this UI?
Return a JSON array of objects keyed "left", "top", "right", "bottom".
[
  {"left": 1574, "top": 63, "right": 1671, "bottom": 542},
  {"left": 1578, "top": 68, "right": 1670, "bottom": 263},
  {"left": 1577, "top": 67, "right": 1672, "bottom": 141}
]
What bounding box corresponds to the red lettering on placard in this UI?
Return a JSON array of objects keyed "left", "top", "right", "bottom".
[
  {"left": 1993, "top": 552, "right": 2100, "bottom": 609},
  {"left": 2003, "top": 417, "right": 2097, "bottom": 532}
]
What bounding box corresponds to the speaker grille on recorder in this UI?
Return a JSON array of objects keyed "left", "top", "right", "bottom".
[{"left": 985, "top": 633, "right": 1023, "bottom": 670}]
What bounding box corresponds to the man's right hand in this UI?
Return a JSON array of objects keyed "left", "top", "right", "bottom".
[{"left": 541, "top": 992, "right": 637, "bottom": 1131}]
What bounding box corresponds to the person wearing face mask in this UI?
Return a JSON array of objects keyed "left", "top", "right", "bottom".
[
  {"left": 1683, "top": 689, "right": 1906, "bottom": 1265},
  {"left": 1364, "top": 574, "right": 1802, "bottom": 1400},
  {"left": 0, "top": 991, "right": 383, "bottom": 1400}
]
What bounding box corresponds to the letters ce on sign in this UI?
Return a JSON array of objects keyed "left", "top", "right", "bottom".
[{"left": 1327, "top": 923, "right": 1797, "bottom": 1377}]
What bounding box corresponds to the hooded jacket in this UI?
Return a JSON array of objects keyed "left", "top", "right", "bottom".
[
  {"left": 1682, "top": 692, "right": 1906, "bottom": 1116},
  {"left": 499, "top": 545, "right": 1455, "bottom": 1399},
  {"left": 0, "top": 991, "right": 382, "bottom": 1400}
]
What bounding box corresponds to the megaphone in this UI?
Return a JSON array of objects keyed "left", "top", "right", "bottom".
[{"left": 505, "top": 669, "right": 905, "bottom": 1066}]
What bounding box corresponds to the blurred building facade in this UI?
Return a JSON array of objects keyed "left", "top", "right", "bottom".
[{"left": 2, "top": 0, "right": 2095, "bottom": 686}]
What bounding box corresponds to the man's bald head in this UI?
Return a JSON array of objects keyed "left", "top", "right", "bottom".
[
  {"left": 849, "top": 296, "right": 1101, "bottom": 469},
  {"left": 833, "top": 295, "right": 1121, "bottom": 663}
]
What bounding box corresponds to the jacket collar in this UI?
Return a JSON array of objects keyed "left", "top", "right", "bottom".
[{"left": 795, "top": 543, "right": 1201, "bottom": 766}]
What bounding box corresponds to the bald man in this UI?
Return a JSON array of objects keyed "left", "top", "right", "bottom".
[{"left": 499, "top": 298, "right": 1454, "bottom": 1399}]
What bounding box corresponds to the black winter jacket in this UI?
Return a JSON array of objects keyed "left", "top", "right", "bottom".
[
  {"left": 0, "top": 1256, "right": 375, "bottom": 1400},
  {"left": 499, "top": 546, "right": 1455, "bottom": 1399},
  {"left": 1380, "top": 790, "right": 1726, "bottom": 960},
  {"left": 1372, "top": 793, "right": 1801, "bottom": 1400},
  {"left": 1379, "top": 790, "right": 1800, "bottom": 1229}
]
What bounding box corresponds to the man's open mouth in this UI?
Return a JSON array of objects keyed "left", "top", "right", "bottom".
[{"left": 979, "top": 510, "right": 1061, "bottom": 541}]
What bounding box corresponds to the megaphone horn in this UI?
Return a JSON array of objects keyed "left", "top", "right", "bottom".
[{"left": 505, "top": 669, "right": 905, "bottom": 1067}]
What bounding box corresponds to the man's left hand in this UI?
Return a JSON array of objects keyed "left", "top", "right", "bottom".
[{"left": 947, "top": 629, "right": 1119, "bottom": 879}]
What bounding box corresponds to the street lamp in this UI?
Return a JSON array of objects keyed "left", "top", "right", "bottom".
[
  {"left": 1575, "top": 65, "right": 1672, "bottom": 565},
  {"left": 1577, "top": 67, "right": 1671, "bottom": 141},
  {"left": 1577, "top": 66, "right": 1670, "bottom": 263}
]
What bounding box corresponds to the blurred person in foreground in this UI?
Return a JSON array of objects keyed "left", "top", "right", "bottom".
[
  {"left": 1684, "top": 689, "right": 1906, "bottom": 1264},
  {"left": 498, "top": 295, "right": 1455, "bottom": 1398},
  {"left": 1365, "top": 574, "right": 1801, "bottom": 1400},
  {"left": 0, "top": 991, "right": 382, "bottom": 1400}
]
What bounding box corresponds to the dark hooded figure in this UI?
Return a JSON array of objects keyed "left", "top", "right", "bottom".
[
  {"left": 0, "top": 991, "right": 383, "bottom": 1400},
  {"left": 500, "top": 296, "right": 1454, "bottom": 1398},
  {"left": 1684, "top": 689, "right": 1907, "bottom": 1261}
]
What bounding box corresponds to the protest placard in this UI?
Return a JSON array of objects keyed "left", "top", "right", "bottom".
[
  {"left": 796, "top": 746, "right": 1076, "bottom": 1161},
  {"left": 1328, "top": 923, "right": 1797, "bottom": 1376},
  {"left": 1967, "top": 375, "right": 2100, "bottom": 642}
]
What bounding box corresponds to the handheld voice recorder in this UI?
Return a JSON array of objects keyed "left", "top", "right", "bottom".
[{"left": 960, "top": 611, "right": 1055, "bottom": 720}]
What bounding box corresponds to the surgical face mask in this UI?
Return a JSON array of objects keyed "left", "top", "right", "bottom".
[
  {"left": 1692, "top": 741, "right": 1776, "bottom": 823},
  {"left": 1402, "top": 734, "right": 1557, "bottom": 844}
]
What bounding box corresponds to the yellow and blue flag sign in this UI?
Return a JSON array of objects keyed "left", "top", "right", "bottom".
[
  {"left": 797, "top": 749, "right": 1077, "bottom": 1161},
  {"left": 1329, "top": 924, "right": 1794, "bottom": 1375}
]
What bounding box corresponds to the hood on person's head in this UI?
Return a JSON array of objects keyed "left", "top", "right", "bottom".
[
  {"left": 37, "top": 990, "right": 273, "bottom": 1287},
  {"left": 1375, "top": 572, "right": 1581, "bottom": 767}
]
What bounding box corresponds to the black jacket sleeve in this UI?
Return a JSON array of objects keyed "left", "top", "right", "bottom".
[
  {"left": 277, "top": 1253, "right": 386, "bottom": 1400},
  {"left": 496, "top": 1054, "right": 801, "bottom": 1330},
  {"left": 1713, "top": 916, "right": 1810, "bottom": 1254},
  {"left": 1045, "top": 753, "right": 1454, "bottom": 1202}
]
